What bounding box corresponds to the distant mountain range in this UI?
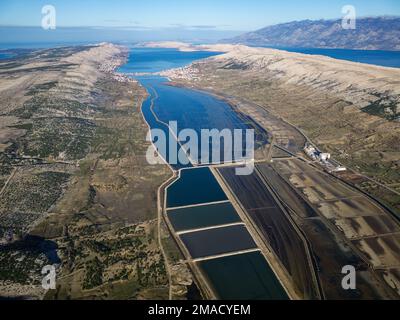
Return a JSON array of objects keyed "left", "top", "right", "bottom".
[{"left": 224, "top": 17, "right": 400, "bottom": 51}]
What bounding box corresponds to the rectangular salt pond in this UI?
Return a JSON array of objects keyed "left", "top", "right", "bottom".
[
  {"left": 166, "top": 167, "right": 227, "bottom": 208},
  {"left": 197, "top": 251, "right": 289, "bottom": 300},
  {"left": 167, "top": 202, "right": 241, "bottom": 232},
  {"left": 180, "top": 224, "right": 257, "bottom": 259}
]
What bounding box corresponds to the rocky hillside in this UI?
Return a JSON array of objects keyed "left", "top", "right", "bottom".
[
  {"left": 163, "top": 44, "right": 400, "bottom": 212},
  {"left": 225, "top": 17, "right": 400, "bottom": 50},
  {"left": 0, "top": 44, "right": 188, "bottom": 300}
]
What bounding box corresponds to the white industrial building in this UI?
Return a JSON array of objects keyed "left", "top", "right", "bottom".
[{"left": 304, "top": 143, "right": 346, "bottom": 172}]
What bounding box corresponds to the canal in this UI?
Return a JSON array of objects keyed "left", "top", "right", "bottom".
[{"left": 119, "top": 47, "right": 288, "bottom": 300}]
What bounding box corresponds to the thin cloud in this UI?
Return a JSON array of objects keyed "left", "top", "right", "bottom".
[
  {"left": 190, "top": 25, "right": 218, "bottom": 29},
  {"left": 169, "top": 24, "right": 230, "bottom": 30}
]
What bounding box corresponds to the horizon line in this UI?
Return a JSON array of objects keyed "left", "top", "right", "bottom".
[{"left": 0, "top": 15, "right": 398, "bottom": 30}]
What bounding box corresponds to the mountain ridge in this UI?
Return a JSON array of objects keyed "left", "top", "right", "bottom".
[{"left": 223, "top": 16, "right": 400, "bottom": 51}]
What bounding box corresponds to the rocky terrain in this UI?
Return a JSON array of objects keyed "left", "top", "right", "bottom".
[
  {"left": 224, "top": 17, "right": 400, "bottom": 50},
  {"left": 161, "top": 44, "right": 400, "bottom": 215},
  {"left": 0, "top": 44, "right": 193, "bottom": 300}
]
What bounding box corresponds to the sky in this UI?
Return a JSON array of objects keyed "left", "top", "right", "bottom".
[
  {"left": 0, "top": 0, "right": 399, "bottom": 44},
  {"left": 1, "top": 0, "right": 399, "bottom": 30}
]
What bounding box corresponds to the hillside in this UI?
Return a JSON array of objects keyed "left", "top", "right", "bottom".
[
  {"left": 0, "top": 44, "right": 188, "bottom": 300},
  {"left": 224, "top": 17, "right": 400, "bottom": 50},
  {"left": 161, "top": 44, "right": 400, "bottom": 213}
]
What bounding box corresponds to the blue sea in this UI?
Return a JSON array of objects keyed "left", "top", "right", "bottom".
[
  {"left": 118, "top": 47, "right": 221, "bottom": 73},
  {"left": 0, "top": 41, "right": 92, "bottom": 50},
  {"left": 0, "top": 52, "right": 14, "bottom": 60},
  {"left": 263, "top": 46, "right": 400, "bottom": 68},
  {"left": 1, "top": 40, "right": 398, "bottom": 68}
]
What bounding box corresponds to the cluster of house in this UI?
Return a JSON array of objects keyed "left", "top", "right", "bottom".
[
  {"left": 99, "top": 58, "right": 135, "bottom": 83},
  {"left": 160, "top": 66, "right": 200, "bottom": 81}
]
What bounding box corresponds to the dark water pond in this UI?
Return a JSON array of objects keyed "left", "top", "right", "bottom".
[
  {"left": 198, "top": 251, "right": 289, "bottom": 300},
  {"left": 167, "top": 202, "right": 241, "bottom": 232},
  {"left": 180, "top": 224, "right": 257, "bottom": 259},
  {"left": 166, "top": 167, "right": 227, "bottom": 208}
]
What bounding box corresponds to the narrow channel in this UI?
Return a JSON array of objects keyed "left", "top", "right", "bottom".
[{"left": 119, "top": 47, "right": 289, "bottom": 300}]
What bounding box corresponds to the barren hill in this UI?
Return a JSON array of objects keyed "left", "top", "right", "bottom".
[
  {"left": 162, "top": 44, "right": 400, "bottom": 212},
  {"left": 224, "top": 17, "right": 400, "bottom": 50}
]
